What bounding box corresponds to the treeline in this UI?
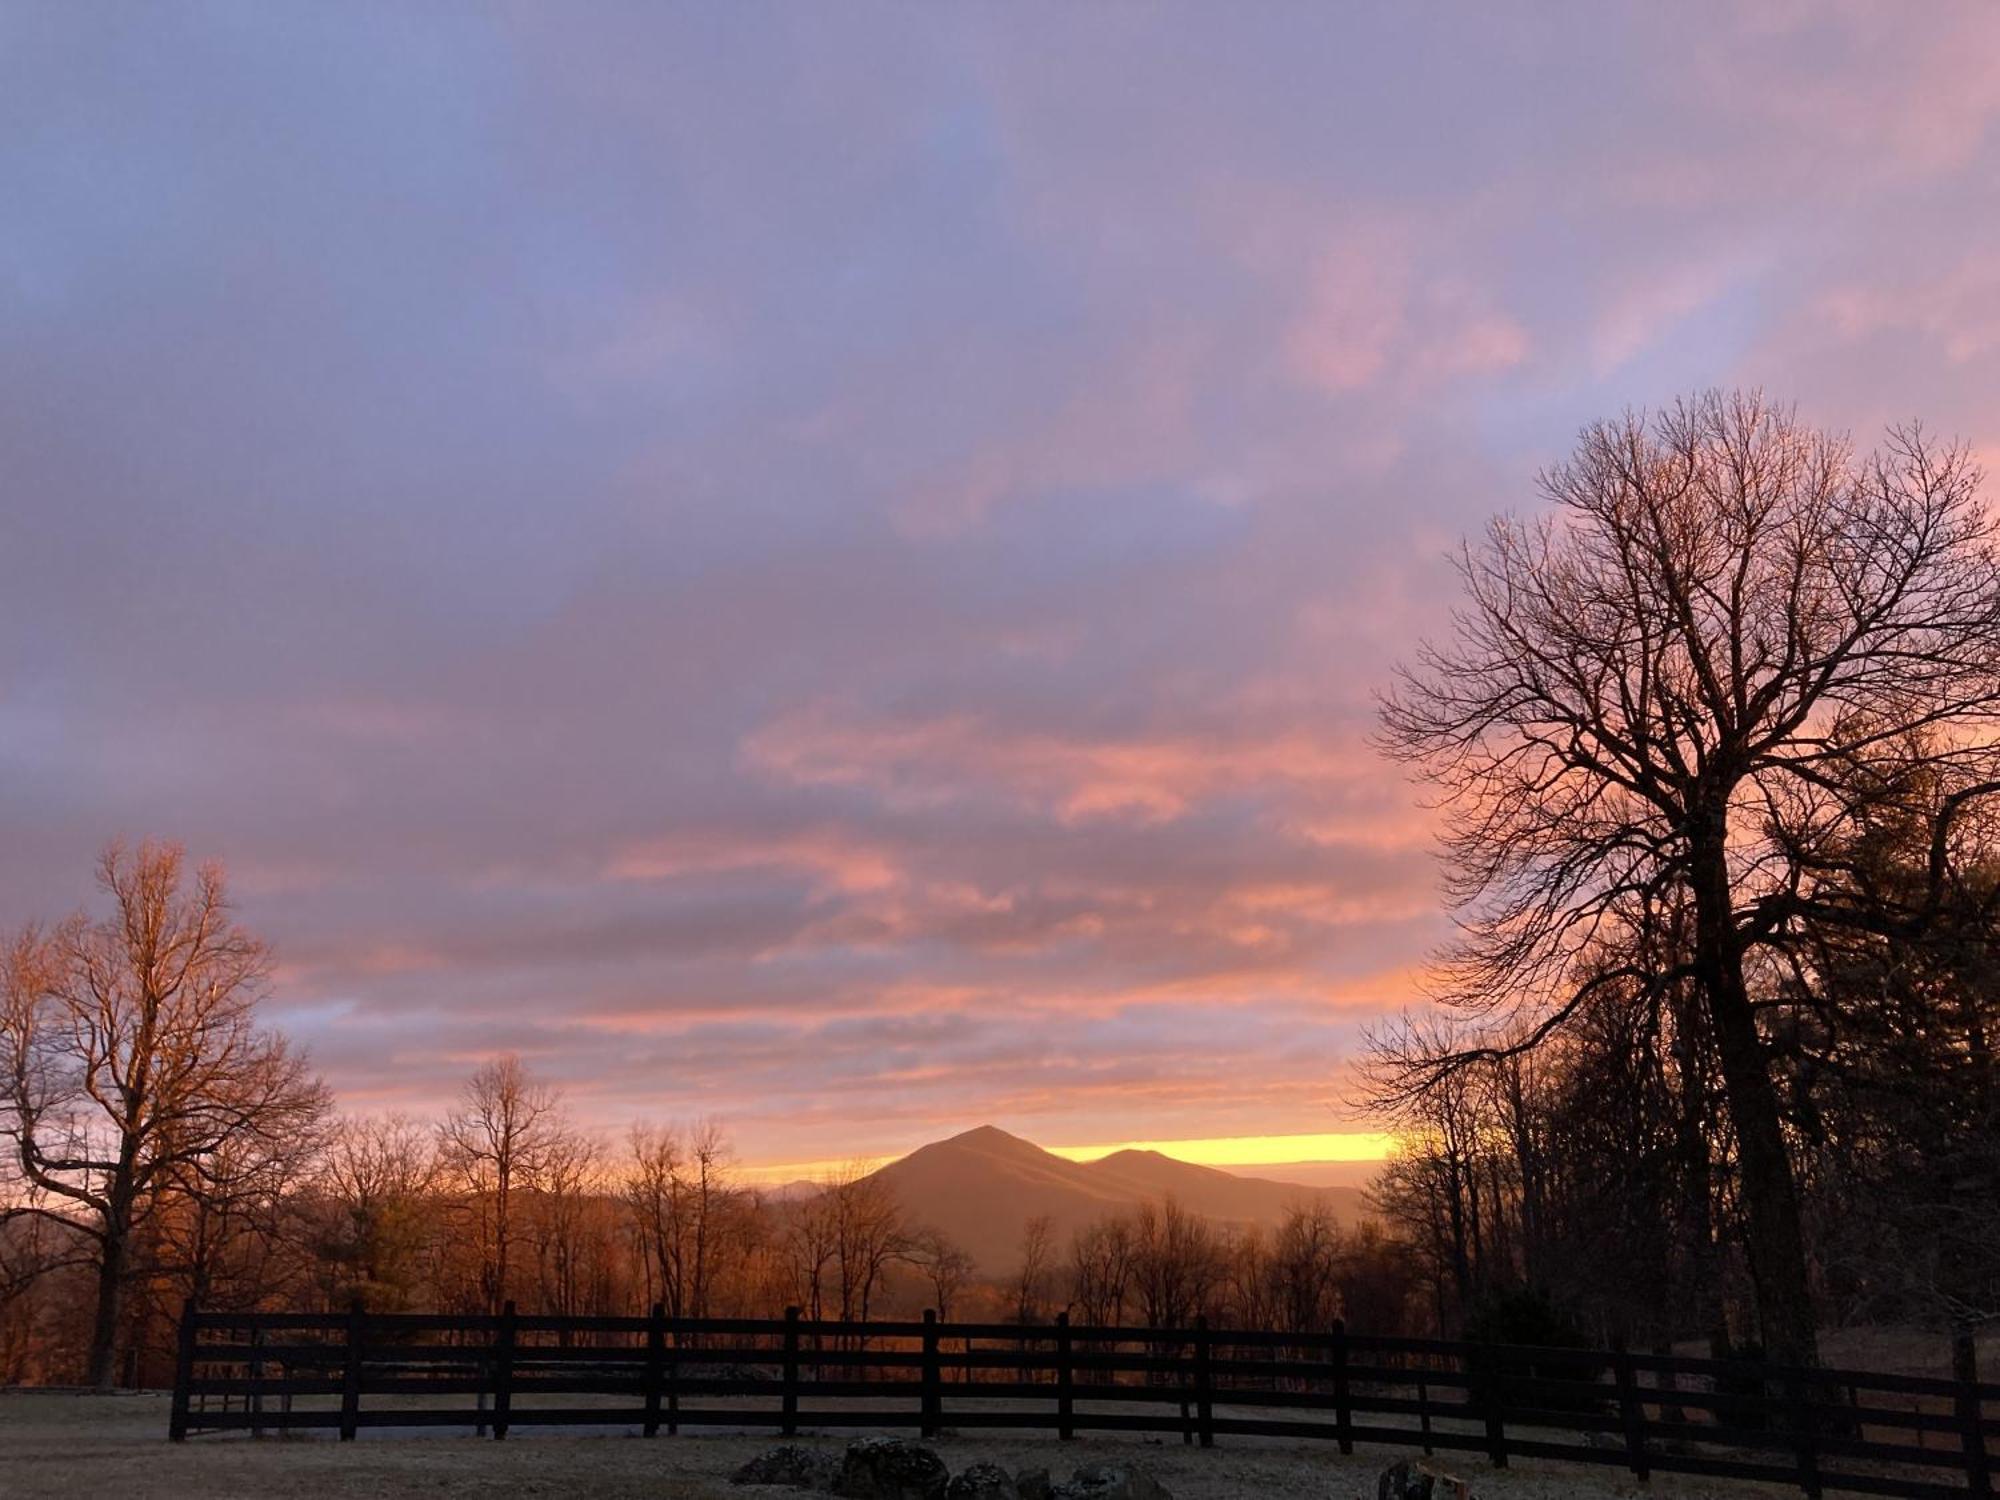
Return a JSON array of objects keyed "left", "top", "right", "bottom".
[
  {"left": 1, "top": 842, "right": 1412, "bottom": 1388},
  {"left": 1371, "top": 792, "right": 2000, "bottom": 1354},
  {"left": 1034, "top": 1200, "right": 1416, "bottom": 1340},
  {"left": 1372, "top": 393, "right": 2000, "bottom": 1364}
]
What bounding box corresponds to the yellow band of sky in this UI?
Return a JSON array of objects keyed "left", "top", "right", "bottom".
[{"left": 735, "top": 1130, "right": 1394, "bottom": 1186}]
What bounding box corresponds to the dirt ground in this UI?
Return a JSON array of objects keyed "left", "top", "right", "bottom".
[{"left": 0, "top": 1389, "right": 1804, "bottom": 1500}]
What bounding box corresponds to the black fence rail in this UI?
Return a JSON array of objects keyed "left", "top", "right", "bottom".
[{"left": 170, "top": 1301, "right": 1996, "bottom": 1500}]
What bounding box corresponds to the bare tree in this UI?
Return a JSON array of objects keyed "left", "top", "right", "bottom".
[
  {"left": 906, "top": 1226, "right": 974, "bottom": 1320},
  {"left": 317, "top": 1113, "right": 441, "bottom": 1308},
  {"left": 779, "top": 1185, "right": 839, "bottom": 1321},
  {"left": 683, "top": 1122, "right": 747, "bottom": 1319},
  {"left": 1268, "top": 1201, "right": 1346, "bottom": 1336},
  {"left": 438, "top": 1054, "right": 567, "bottom": 1312},
  {"left": 531, "top": 1129, "right": 607, "bottom": 1320},
  {"left": 1377, "top": 392, "right": 2000, "bottom": 1364},
  {"left": 163, "top": 1109, "right": 327, "bottom": 1318},
  {"left": 1013, "top": 1214, "right": 1054, "bottom": 1324},
  {"left": 1068, "top": 1214, "right": 1135, "bottom": 1326},
  {"left": 773, "top": 1163, "right": 909, "bottom": 1330},
  {"left": 827, "top": 1165, "right": 907, "bottom": 1322},
  {"left": 0, "top": 1171, "right": 92, "bottom": 1382},
  {"left": 1129, "top": 1198, "right": 1222, "bottom": 1331},
  {"left": 0, "top": 842, "right": 327, "bottom": 1385},
  {"left": 624, "top": 1120, "right": 753, "bottom": 1320}
]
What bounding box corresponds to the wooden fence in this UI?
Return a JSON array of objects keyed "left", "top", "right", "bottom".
[{"left": 170, "top": 1301, "right": 1996, "bottom": 1499}]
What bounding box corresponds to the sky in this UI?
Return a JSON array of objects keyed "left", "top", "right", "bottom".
[{"left": 4, "top": 4, "right": 2000, "bottom": 1175}]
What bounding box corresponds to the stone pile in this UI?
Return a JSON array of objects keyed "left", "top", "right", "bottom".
[{"left": 730, "top": 1439, "right": 1174, "bottom": 1500}]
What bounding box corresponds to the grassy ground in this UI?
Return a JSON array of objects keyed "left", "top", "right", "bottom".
[{"left": 0, "top": 1389, "right": 1804, "bottom": 1500}]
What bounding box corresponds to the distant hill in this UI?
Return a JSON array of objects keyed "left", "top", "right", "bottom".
[
  {"left": 859, "top": 1124, "right": 1371, "bottom": 1274},
  {"left": 759, "top": 1178, "right": 824, "bottom": 1204}
]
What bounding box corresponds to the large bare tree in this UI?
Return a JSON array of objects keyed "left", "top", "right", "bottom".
[
  {"left": 1377, "top": 392, "right": 2000, "bottom": 1365},
  {"left": 0, "top": 841, "right": 327, "bottom": 1386}
]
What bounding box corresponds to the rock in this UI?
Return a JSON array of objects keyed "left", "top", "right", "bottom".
[
  {"left": 1377, "top": 1460, "right": 1471, "bottom": 1500},
  {"left": 1055, "top": 1464, "right": 1172, "bottom": 1500},
  {"left": 1013, "top": 1470, "right": 1052, "bottom": 1500},
  {"left": 731, "top": 1443, "right": 837, "bottom": 1489},
  {"left": 945, "top": 1463, "right": 1016, "bottom": 1500},
  {"left": 831, "top": 1437, "right": 950, "bottom": 1500}
]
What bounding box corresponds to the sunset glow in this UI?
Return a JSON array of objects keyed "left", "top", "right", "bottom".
[
  {"left": 5, "top": 7, "right": 1999, "bottom": 1170},
  {"left": 1047, "top": 1133, "right": 1397, "bottom": 1168},
  {"left": 731, "top": 1130, "right": 1397, "bottom": 1188}
]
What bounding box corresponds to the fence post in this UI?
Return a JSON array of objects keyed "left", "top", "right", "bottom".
[
  {"left": 920, "top": 1309, "right": 942, "bottom": 1438},
  {"left": 1331, "top": 1318, "right": 1352, "bottom": 1456},
  {"left": 782, "top": 1306, "right": 801, "bottom": 1438},
  {"left": 1056, "top": 1311, "right": 1075, "bottom": 1441},
  {"left": 249, "top": 1322, "right": 266, "bottom": 1440},
  {"left": 643, "top": 1302, "right": 665, "bottom": 1438},
  {"left": 339, "top": 1298, "right": 365, "bottom": 1442},
  {"left": 1956, "top": 1333, "right": 1991, "bottom": 1500},
  {"left": 492, "top": 1300, "right": 517, "bottom": 1442},
  {"left": 1417, "top": 1371, "right": 1432, "bottom": 1456},
  {"left": 1783, "top": 1364, "right": 1821, "bottom": 1500},
  {"left": 1193, "top": 1315, "right": 1215, "bottom": 1449},
  {"left": 168, "top": 1296, "right": 198, "bottom": 1442},
  {"left": 667, "top": 1312, "right": 681, "bottom": 1436},
  {"left": 1476, "top": 1342, "right": 1508, "bottom": 1468},
  {"left": 1612, "top": 1333, "right": 1649, "bottom": 1482}
]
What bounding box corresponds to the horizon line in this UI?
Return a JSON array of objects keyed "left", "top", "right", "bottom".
[{"left": 732, "top": 1129, "right": 1395, "bottom": 1187}]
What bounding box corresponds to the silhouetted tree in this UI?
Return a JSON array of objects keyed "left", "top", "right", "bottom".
[
  {"left": 1377, "top": 392, "right": 2000, "bottom": 1364},
  {"left": 907, "top": 1226, "right": 974, "bottom": 1320},
  {"left": 624, "top": 1120, "right": 755, "bottom": 1320},
  {"left": 1068, "top": 1214, "right": 1135, "bottom": 1326},
  {"left": 1013, "top": 1214, "right": 1054, "bottom": 1323}
]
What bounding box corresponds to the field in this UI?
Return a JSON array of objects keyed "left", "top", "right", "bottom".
[{"left": 0, "top": 1389, "right": 1810, "bottom": 1500}]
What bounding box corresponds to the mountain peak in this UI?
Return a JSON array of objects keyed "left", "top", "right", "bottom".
[
  {"left": 949, "top": 1123, "right": 1022, "bottom": 1142},
  {"left": 1086, "top": 1147, "right": 1234, "bottom": 1188},
  {"left": 933, "top": 1124, "right": 1049, "bottom": 1157}
]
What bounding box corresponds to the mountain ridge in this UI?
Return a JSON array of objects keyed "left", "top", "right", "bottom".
[{"left": 856, "top": 1124, "right": 1371, "bottom": 1274}]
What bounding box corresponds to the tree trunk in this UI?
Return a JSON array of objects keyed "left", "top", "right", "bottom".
[
  {"left": 85, "top": 1226, "right": 126, "bottom": 1389},
  {"left": 1689, "top": 823, "right": 1821, "bottom": 1367},
  {"left": 1667, "top": 979, "right": 1727, "bottom": 1345}
]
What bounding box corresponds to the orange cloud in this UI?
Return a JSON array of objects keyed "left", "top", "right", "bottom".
[{"left": 606, "top": 829, "right": 903, "bottom": 895}]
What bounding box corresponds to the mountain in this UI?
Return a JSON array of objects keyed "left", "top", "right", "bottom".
[
  {"left": 860, "top": 1125, "right": 1371, "bottom": 1274},
  {"left": 1217, "top": 1158, "right": 1382, "bottom": 1191},
  {"left": 759, "top": 1178, "right": 824, "bottom": 1204}
]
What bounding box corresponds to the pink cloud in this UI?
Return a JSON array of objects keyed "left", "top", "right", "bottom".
[
  {"left": 1817, "top": 255, "right": 2000, "bottom": 366},
  {"left": 1277, "top": 224, "right": 1530, "bottom": 398},
  {"left": 606, "top": 828, "right": 903, "bottom": 896},
  {"left": 743, "top": 707, "right": 1388, "bottom": 828}
]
